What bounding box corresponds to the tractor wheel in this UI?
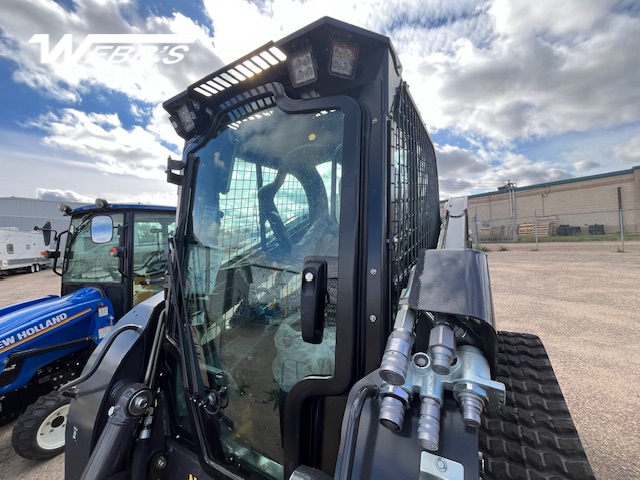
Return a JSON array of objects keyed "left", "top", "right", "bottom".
[
  {"left": 30, "top": 264, "right": 36, "bottom": 273},
  {"left": 12, "top": 391, "right": 71, "bottom": 460},
  {"left": 480, "top": 332, "right": 595, "bottom": 480}
]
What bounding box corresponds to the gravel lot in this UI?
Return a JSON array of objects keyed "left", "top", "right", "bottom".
[{"left": 0, "top": 241, "right": 638, "bottom": 479}]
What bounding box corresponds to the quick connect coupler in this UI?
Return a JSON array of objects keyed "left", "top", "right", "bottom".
[
  {"left": 378, "top": 342, "right": 505, "bottom": 452},
  {"left": 380, "top": 297, "right": 416, "bottom": 386}
]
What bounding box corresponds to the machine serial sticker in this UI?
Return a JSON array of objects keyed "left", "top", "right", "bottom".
[
  {"left": 98, "top": 306, "right": 109, "bottom": 317},
  {"left": 98, "top": 326, "right": 112, "bottom": 339}
]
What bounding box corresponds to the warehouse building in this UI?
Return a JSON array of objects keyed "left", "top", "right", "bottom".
[
  {"left": 0, "top": 197, "right": 88, "bottom": 247},
  {"left": 461, "top": 166, "right": 640, "bottom": 241}
]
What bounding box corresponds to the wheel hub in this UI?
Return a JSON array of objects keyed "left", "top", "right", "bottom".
[{"left": 36, "top": 404, "right": 69, "bottom": 450}]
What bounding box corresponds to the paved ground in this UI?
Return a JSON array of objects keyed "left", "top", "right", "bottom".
[
  {"left": 0, "top": 269, "right": 64, "bottom": 479},
  {"left": 0, "top": 241, "right": 638, "bottom": 479}
]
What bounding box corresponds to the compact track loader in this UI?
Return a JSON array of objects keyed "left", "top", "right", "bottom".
[{"left": 64, "top": 18, "right": 593, "bottom": 480}]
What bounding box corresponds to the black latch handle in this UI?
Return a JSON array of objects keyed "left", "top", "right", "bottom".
[{"left": 301, "top": 259, "right": 327, "bottom": 344}]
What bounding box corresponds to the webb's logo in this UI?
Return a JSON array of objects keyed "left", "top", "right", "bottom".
[{"left": 29, "top": 34, "right": 198, "bottom": 64}]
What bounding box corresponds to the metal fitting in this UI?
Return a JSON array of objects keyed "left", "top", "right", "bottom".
[
  {"left": 417, "top": 396, "right": 442, "bottom": 451},
  {"left": 453, "top": 383, "right": 487, "bottom": 427},
  {"left": 128, "top": 389, "right": 154, "bottom": 416},
  {"left": 428, "top": 323, "right": 455, "bottom": 375},
  {"left": 380, "top": 329, "right": 414, "bottom": 385},
  {"left": 378, "top": 384, "right": 411, "bottom": 432},
  {"left": 154, "top": 455, "right": 167, "bottom": 470}
]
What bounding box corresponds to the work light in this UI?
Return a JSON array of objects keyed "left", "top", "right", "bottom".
[
  {"left": 329, "top": 40, "right": 358, "bottom": 79},
  {"left": 176, "top": 103, "right": 196, "bottom": 133},
  {"left": 287, "top": 48, "right": 317, "bottom": 87}
]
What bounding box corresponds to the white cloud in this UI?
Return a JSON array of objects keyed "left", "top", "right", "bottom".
[
  {"left": 574, "top": 160, "right": 601, "bottom": 172},
  {"left": 1, "top": 0, "right": 224, "bottom": 103},
  {"left": 35, "top": 187, "right": 177, "bottom": 206},
  {"left": 611, "top": 135, "right": 640, "bottom": 164},
  {"left": 35, "top": 188, "right": 93, "bottom": 203},
  {"left": 436, "top": 144, "right": 574, "bottom": 199},
  {"left": 202, "top": 0, "right": 640, "bottom": 146},
  {"left": 403, "top": 1, "right": 640, "bottom": 143},
  {"left": 28, "top": 108, "right": 177, "bottom": 179}
]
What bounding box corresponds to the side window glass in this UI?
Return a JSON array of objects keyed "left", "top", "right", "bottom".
[
  {"left": 7, "top": 244, "right": 14, "bottom": 254},
  {"left": 132, "top": 213, "right": 175, "bottom": 306}
]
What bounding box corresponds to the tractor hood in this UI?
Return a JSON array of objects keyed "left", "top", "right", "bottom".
[{"left": 0, "top": 288, "right": 107, "bottom": 354}]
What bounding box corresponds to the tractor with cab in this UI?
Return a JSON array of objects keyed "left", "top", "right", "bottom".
[{"left": 0, "top": 200, "right": 175, "bottom": 460}]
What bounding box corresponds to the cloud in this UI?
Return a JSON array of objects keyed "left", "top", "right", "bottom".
[
  {"left": 35, "top": 187, "right": 177, "bottom": 206},
  {"left": 1, "top": 0, "right": 224, "bottom": 103},
  {"left": 611, "top": 135, "right": 640, "bottom": 163},
  {"left": 407, "top": 1, "right": 640, "bottom": 142},
  {"left": 35, "top": 188, "right": 93, "bottom": 203},
  {"left": 574, "top": 160, "right": 601, "bottom": 172},
  {"left": 1, "top": 0, "right": 639, "bottom": 204},
  {"left": 28, "top": 108, "right": 177, "bottom": 179},
  {"left": 435, "top": 144, "right": 575, "bottom": 199},
  {"left": 436, "top": 143, "right": 490, "bottom": 176}
]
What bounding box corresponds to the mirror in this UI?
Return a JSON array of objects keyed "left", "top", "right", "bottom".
[
  {"left": 38, "top": 221, "right": 52, "bottom": 246},
  {"left": 91, "top": 215, "right": 114, "bottom": 244}
]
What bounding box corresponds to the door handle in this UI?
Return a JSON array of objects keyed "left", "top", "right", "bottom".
[{"left": 300, "top": 259, "right": 327, "bottom": 344}]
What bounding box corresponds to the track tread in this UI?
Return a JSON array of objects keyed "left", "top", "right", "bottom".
[{"left": 480, "top": 331, "right": 595, "bottom": 480}]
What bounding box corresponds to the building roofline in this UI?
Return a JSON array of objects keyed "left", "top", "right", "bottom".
[{"left": 469, "top": 165, "right": 639, "bottom": 199}]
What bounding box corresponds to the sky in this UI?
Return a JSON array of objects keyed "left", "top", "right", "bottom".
[{"left": 0, "top": 0, "right": 639, "bottom": 205}]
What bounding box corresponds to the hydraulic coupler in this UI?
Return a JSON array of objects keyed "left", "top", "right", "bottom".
[
  {"left": 378, "top": 340, "right": 504, "bottom": 451},
  {"left": 378, "top": 248, "right": 505, "bottom": 451}
]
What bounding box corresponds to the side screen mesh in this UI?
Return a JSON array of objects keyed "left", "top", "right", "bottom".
[{"left": 390, "top": 82, "right": 440, "bottom": 302}]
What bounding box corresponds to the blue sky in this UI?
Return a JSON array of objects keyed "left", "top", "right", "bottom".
[{"left": 1, "top": 0, "right": 639, "bottom": 205}]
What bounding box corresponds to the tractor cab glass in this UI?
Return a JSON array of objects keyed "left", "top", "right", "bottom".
[
  {"left": 63, "top": 212, "right": 175, "bottom": 303},
  {"left": 64, "top": 213, "right": 124, "bottom": 284},
  {"left": 131, "top": 212, "right": 175, "bottom": 305},
  {"left": 181, "top": 101, "right": 345, "bottom": 478}
]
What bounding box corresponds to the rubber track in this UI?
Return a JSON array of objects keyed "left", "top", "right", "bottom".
[{"left": 480, "top": 332, "right": 595, "bottom": 480}]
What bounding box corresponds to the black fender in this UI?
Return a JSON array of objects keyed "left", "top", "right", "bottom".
[{"left": 64, "top": 292, "right": 165, "bottom": 480}]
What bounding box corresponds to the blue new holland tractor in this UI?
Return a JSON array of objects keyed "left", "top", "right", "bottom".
[{"left": 0, "top": 200, "right": 175, "bottom": 460}]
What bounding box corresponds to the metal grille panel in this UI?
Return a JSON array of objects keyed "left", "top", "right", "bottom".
[{"left": 390, "top": 82, "right": 440, "bottom": 301}]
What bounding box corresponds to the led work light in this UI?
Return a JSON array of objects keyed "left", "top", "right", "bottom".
[
  {"left": 176, "top": 104, "right": 196, "bottom": 133},
  {"left": 329, "top": 40, "right": 359, "bottom": 79},
  {"left": 287, "top": 48, "right": 317, "bottom": 87}
]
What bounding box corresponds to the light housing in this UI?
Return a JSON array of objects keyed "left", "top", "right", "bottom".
[
  {"left": 176, "top": 104, "right": 196, "bottom": 133},
  {"left": 329, "top": 39, "right": 359, "bottom": 79},
  {"left": 287, "top": 48, "right": 317, "bottom": 87},
  {"left": 95, "top": 198, "right": 109, "bottom": 208},
  {"left": 168, "top": 100, "right": 200, "bottom": 138}
]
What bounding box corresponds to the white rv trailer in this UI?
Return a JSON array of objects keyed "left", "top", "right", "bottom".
[{"left": 0, "top": 227, "right": 52, "bottom": 275}]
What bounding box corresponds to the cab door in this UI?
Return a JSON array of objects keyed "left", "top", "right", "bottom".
[{"left": 174, "top": 93, "right": 362, "bottom": 479}]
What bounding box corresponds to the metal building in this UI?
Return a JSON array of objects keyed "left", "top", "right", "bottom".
[
  {"left": 458, "top": 166, "right": 640, "bottom": 241},
  {"left": 0, "top": 197, "right": 88, "bottom": 247}
]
